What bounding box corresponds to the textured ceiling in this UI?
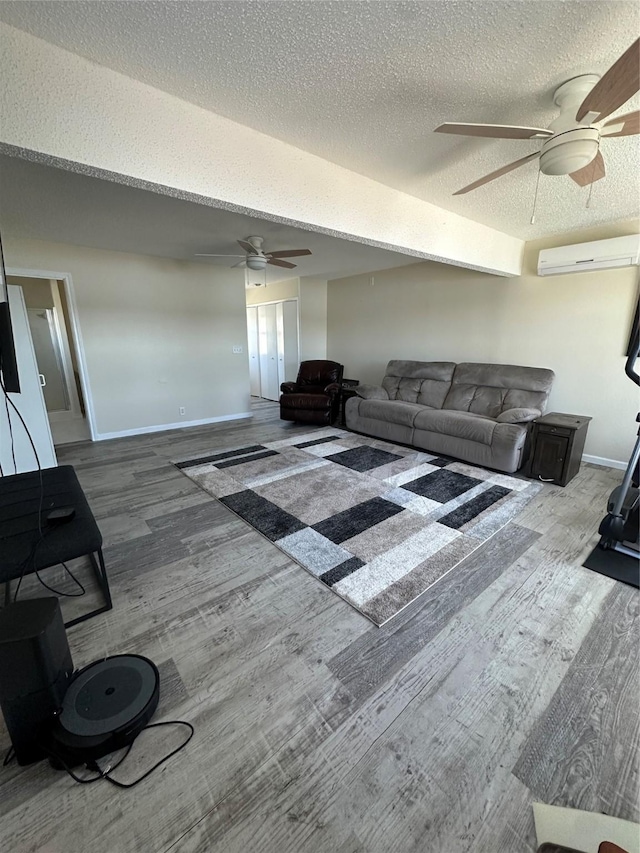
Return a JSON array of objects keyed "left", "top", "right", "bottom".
[
  {"left": 0, "top": 1, "right": 638, "bottom": 239},
  {"left": 0, "top": 155, "right": 418, "bottom": 280}
]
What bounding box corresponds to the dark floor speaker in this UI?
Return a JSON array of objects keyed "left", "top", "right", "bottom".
[
  {"left": 48, "top": 655, "right": 159, "bottom": 767},
  {"left": 0, "top": 598, "right": 74, "bottom": 765}
]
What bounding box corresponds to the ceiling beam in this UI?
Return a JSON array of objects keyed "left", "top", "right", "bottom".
[{"left": 0, "top": 23, "right": 524, "bottom": 277}]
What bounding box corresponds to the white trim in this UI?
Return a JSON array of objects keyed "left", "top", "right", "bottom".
[
  {"left": 94, "top": 411, "right": 253, "bottom": 441},
  {"left": 6, "top": 266, "right": 98, "bottom": 441},
  {"left": 5, "top": 285, "right": 58, "bottom": 471},
  {"left": 247, "top": 296, "right": 298, "bottom": 308},
  {"left": 582, "top": 454, "right": 627, "bottom": 471}
]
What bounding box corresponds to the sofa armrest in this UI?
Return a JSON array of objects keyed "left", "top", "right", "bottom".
[
  {"left": 324, "top": 382, "right": 341, "bottom": 396},
  {"left": 355, "top": 384, "right": 389, "bottom": 401},
  {"left": 497, "top": 407, "right": 541, "bottom": 424},
  {"left": 280, "top": 382, "right": 298, "bottom": 394}
]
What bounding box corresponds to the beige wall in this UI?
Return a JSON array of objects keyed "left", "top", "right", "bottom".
[
  {"left": 4, "top": 237, "right": 251, "bottom": 437},
  {"left": 327, "top": 220, "right": 640, "bottom": 464},
  {"left": 299, "top": 276, "right": 327, "bottom": 361},
  {"left": 6, "top": 275, "right": 55, "bottom": 309},
  {"left": 246, "top": 278, "right": 299, "bottom": 305}
]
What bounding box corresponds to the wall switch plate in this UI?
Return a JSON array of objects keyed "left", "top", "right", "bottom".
[
  {"left": 179, "top": 407, "right": 186, "bottom": 416},
  {"left": 232, "top": 345, "right": 243, "bottom": 354}
]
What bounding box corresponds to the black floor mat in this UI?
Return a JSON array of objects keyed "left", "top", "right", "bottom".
[{"left": 583, "top": 544, "right": 639, "bottom": 588}]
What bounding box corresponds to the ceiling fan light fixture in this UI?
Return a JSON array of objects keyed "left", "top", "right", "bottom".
[
  {"left": 246, "top": 255, "right": 268, "bottom": 271},
  {"left": 539, "top": 127, "right": 600, "bottom": 176}
]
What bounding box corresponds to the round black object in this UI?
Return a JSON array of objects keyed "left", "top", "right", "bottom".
[{"left": 48, "top": 655, "right": 159, "bottom": 766}]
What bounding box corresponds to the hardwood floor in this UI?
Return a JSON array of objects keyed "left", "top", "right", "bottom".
[{"left": 1, "top": 402, "right": 637, "bottom": 853}]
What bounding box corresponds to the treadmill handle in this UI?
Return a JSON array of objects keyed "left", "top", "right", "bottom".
[{"left": 625, "top": 323, "right": 640, "bottom": 387}]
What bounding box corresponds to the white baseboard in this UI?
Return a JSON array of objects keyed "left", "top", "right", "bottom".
[
  {"left": 94, "top": 412, "right": 253, "bottom": 442},
  {"left": 582, "top": 454, "right": 627, "bottom": 471}
]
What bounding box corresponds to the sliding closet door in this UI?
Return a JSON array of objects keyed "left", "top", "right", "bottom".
[
  {"left": 246, "top": 306, "right": 261, "bottom": 397},
  {"left": 257, "top": 303, "right": 279, "bottom": 401},
  {"left": 276, "top": 302, "right": 285, "bottom": 388},
  {"left": 276, "top": 303, "right": 298, "bottom": 387},
  {"left": 278, "top": 300, "right": 299, "bottom": 384}
]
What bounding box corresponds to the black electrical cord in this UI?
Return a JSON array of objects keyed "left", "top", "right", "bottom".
[
  {"left": 39, "top": 742, "right": 133, "bottom": 785},
  {"left": 4, "top": 384, "right": 17, "bottom": 474},
  {"left": 1, "top": 375, "right": 85, "bottom": 600},
  {"left": 40, "top": 721, "right": 194, "bottom": 789},
  {"left": 12, "top": 527, "right": 85, "bottom": 602},
  {"left": 0, "top": 373, "right": 41, "bottom": 470},
  {"left": 102, "top": 722, "right": 194, "bottom": 789}
]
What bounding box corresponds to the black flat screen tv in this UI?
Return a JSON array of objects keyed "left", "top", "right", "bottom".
[{"left": 0, "top": 231, "right": 20, "bottom": 393}]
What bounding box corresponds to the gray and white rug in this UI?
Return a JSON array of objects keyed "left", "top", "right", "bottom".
[{"left": 175, "top": 427, "right": 542, "bottom": 625}]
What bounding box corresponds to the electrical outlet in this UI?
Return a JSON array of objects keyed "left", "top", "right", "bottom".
[
  {"left": 232, "top": 345, "right": 243, "bottom": 354},
  {"left": 179, "top": 407, "right": 186, "bottom": 416}
]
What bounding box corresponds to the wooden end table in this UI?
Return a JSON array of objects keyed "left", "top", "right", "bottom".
[
  {"left": 526, "top": 412, "right": 592, "bottom": 486},
  {"left": 338, "top": 380, "right": 359, "bottom": 427}
]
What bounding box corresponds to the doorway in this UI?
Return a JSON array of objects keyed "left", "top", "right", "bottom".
[
  {"left": 247, "top": 299, "right": 299, "bottom": 401},
  {"left": 6, "top": 275, "right": 90, "bottom": 445}
]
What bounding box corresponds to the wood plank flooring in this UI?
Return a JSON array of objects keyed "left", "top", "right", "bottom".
[{"left": 0, "top": 402, "right": 637, "bottom": 853}]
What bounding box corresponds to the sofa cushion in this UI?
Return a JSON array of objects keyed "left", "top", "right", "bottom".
[
  {"left": 443, "top": 363, "right": 554, "bottom": 418},
  {"left": 496, "top": 407, "right": 541, "bottom": 424},
  {"left": 355, "top": 384, "right": 389, "bottom": 400},
  {"left": 381, "top": 360, "right": 455, "bottom": 407},
  {"left": 414, "top": 408, "right": 497, "bottom": 446},
  {"left": 358, "top": 399, "right": 428, "bottom": 428}
]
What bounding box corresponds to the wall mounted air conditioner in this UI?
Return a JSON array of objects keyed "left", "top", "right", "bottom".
[{"left": 537, "top": 234, "right": 640, "bottom": 277}]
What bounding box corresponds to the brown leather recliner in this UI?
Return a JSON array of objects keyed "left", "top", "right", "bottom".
[{"left": 280, "top": 360, "right": 344, "bottom": 425}]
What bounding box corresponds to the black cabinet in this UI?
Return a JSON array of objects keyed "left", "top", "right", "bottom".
[
  {"left": 527, "top": 413, "right": 592, "bottom": 486},
  {"left": 339, "top": 380, "right": 359, "bottom": 427}
]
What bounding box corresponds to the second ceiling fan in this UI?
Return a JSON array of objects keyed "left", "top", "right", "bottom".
[
  {"left": 434, "top": 38, "right": 639, "bottom": 195},
  {"left": 196, "top": 236, "right": 312, "bottom": 270}
]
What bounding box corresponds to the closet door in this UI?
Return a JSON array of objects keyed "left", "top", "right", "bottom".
[
  {"left": 257, "top": 304, "right": 279, "bottom": 401},
  {"left": 276, "top": 303, "right": 285, "bottom": 388},
  {"left": 282, "top": 300, "right": 299, "bottom": 383},
  {"left": 246, "top": 306, "right": 261, "bottom": 397},
  {"left": 276, "top": 301, "right": 299, "bottom": 387}
]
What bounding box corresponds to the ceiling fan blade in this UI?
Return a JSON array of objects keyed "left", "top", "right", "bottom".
[
  {"left": 231, "top": 260, "right": 247, "bottom": 269},
  {"left": 601, "top": 110, "right": 640, "bottom": 137},
  {"left": 268, "top": 258, "right": 297, "bottom": 269},
  {"left": 569, "top": 151, "right": 605, "bottom": 186},
  {"left": 267, "top": 249, "right": 312, "bottom": 259},
  {"left": 238, "top": 239, "right": 259, "bottom": 254},
  {"left": 576, "top": 38, "right": 640, "bottom": 122},
  {"left": 453, "top": 152, "right": 540, "bottom": 195},
  {"left": 435, "top": 122, "right": 552, "bottom": 139},
  {"left": 195, "top": 253, "right": 245, "bottom": 257}
]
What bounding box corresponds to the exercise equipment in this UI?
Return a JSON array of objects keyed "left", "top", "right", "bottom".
[{"left": 593, "top": 321, "right": 640, "bottom": 581}]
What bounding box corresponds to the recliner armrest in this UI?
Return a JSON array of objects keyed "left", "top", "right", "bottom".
[
  {"left": 496, "top": 407, "right": 541, "bottom": 424},
  {"left": 324, "top": 382, "right": 341, "bottom": 396},
  {"left": 355, "top": 384, "right": 389, "bottom": 401},
  {"left": 280, "top": 382, "right": 298, "bottom": 394}
]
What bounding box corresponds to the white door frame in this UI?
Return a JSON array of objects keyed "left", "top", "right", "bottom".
[
  {"left": 248, "top": 296, "right": 300, "bottom": 377},
  {"left": 50, "top": 284, "right": 84, "bottom": 418},
  {"left": 6, "top": 267, "right": 98, "bottom": 441}
]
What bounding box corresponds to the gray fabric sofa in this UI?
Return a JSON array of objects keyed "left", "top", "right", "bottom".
[{"left": 345, "top": 360, "right": 555, "bottom": 473}]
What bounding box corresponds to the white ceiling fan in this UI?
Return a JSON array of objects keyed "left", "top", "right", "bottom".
[
  {"left": 434, "top": 38, "right": 639, "bottom": 194},
  {"left": 196, "top": 235, "right": 312, "bottom": 269}
]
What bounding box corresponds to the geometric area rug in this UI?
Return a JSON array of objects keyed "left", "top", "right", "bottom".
[{"left": 174, "top": 427, "right": 542, "bottom": 626}]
